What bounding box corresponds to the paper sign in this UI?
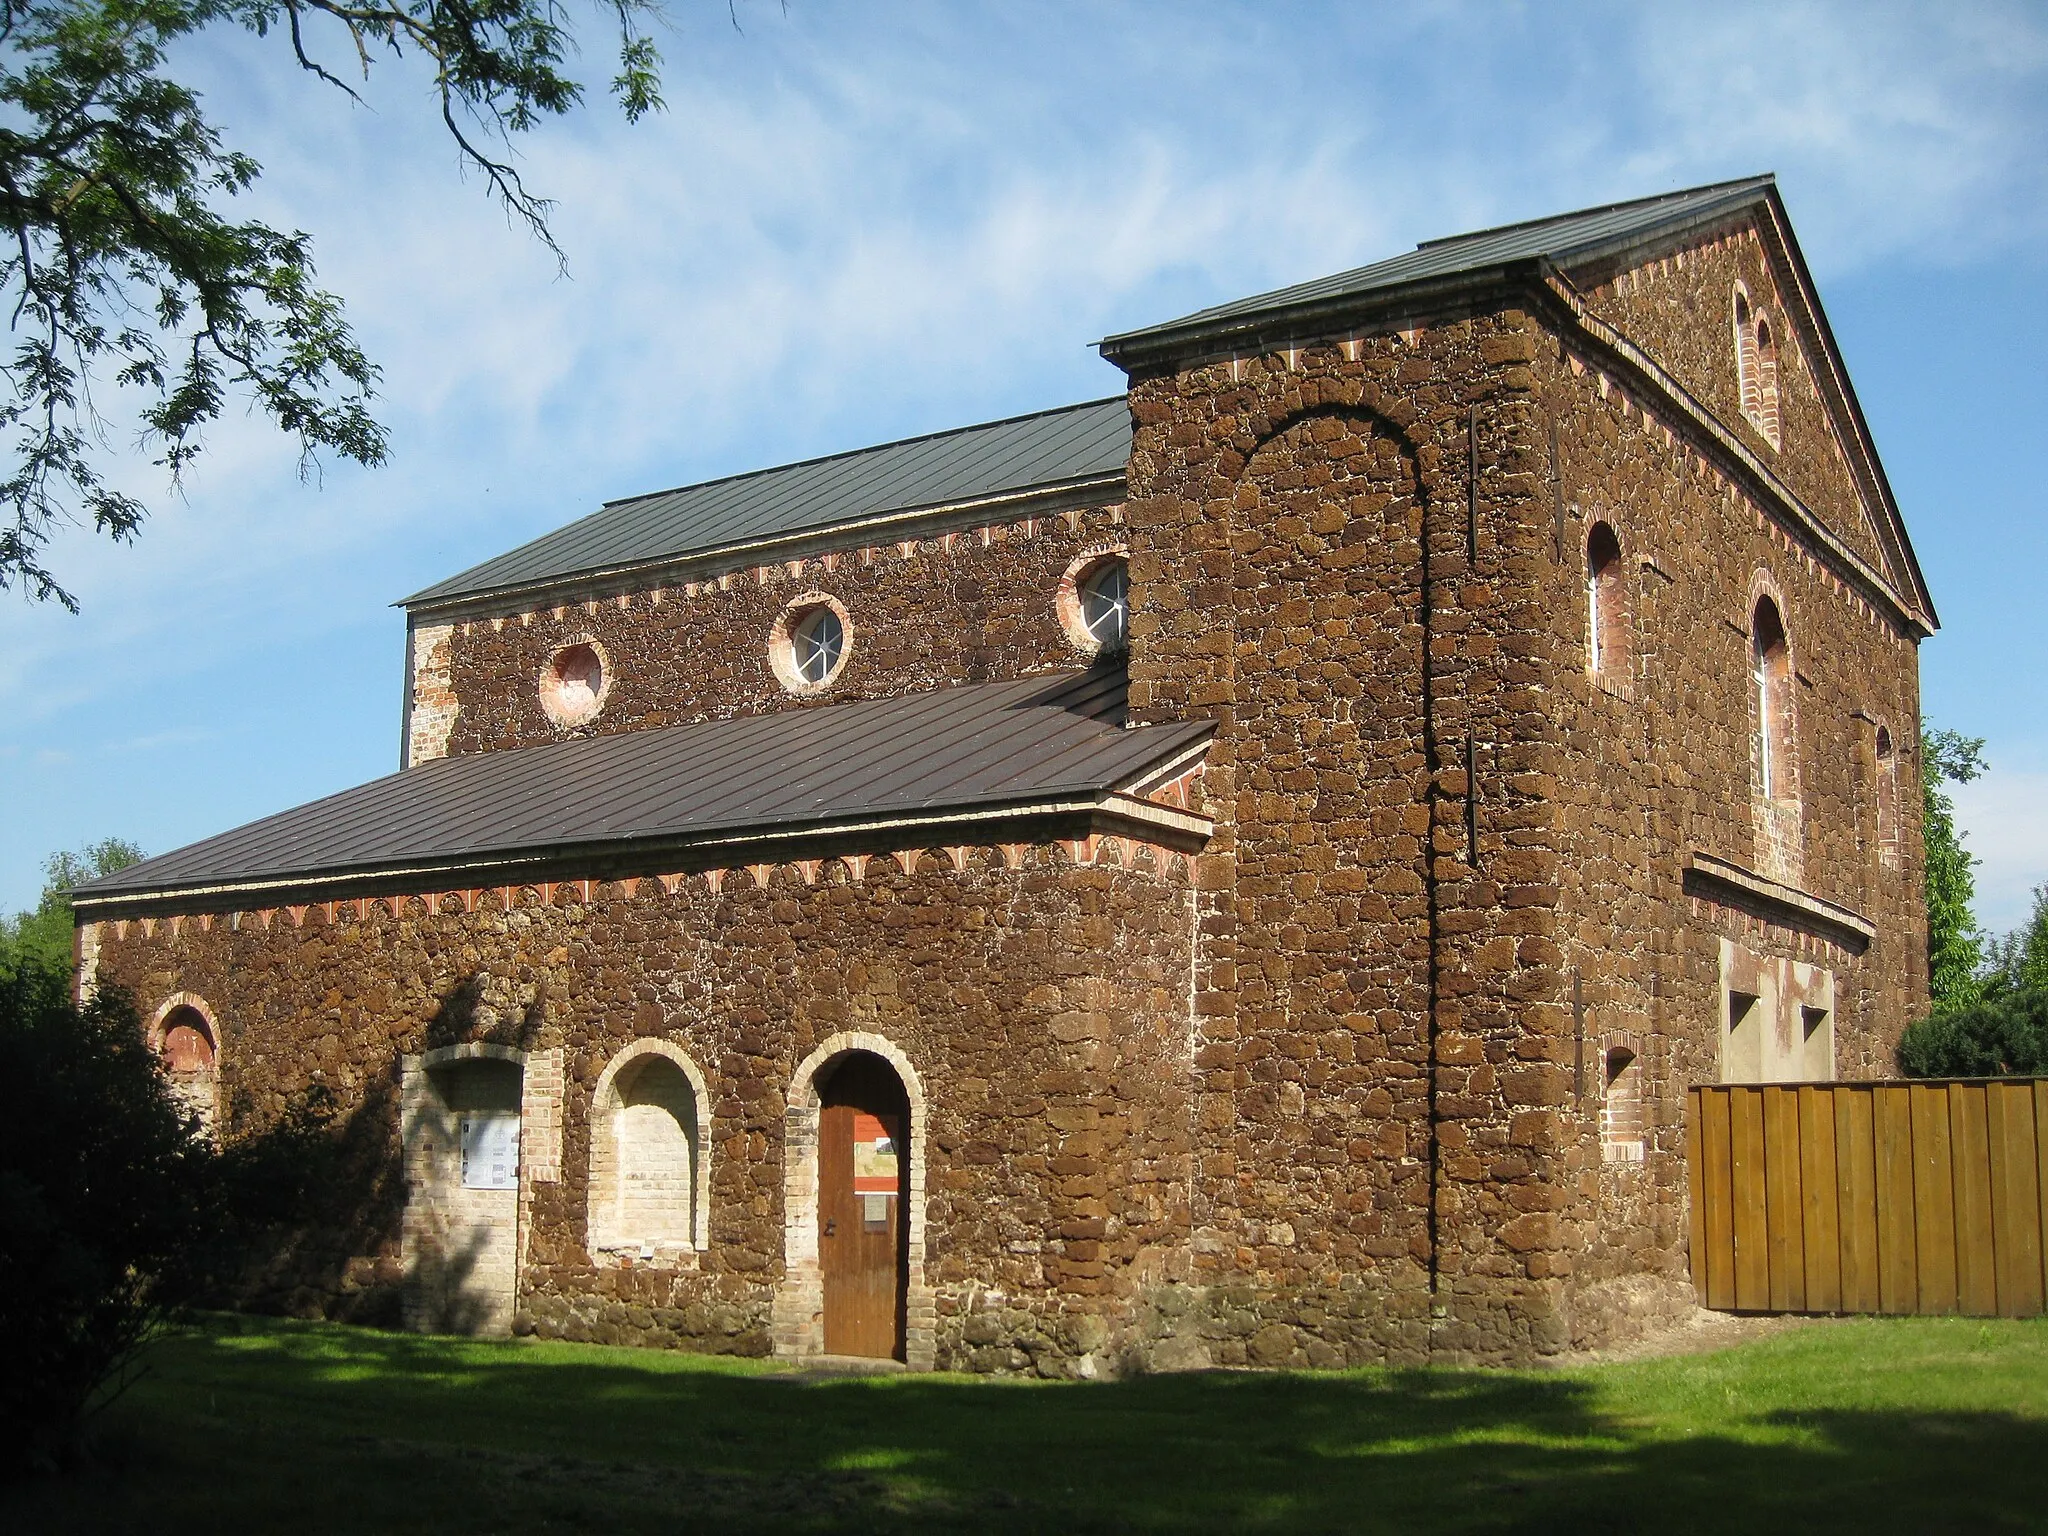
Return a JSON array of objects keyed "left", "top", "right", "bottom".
[
  {"left": 460, "top": 1111, "right": 521, "bottom": 1190},
  {"left": 851, "top": 1111, "right": 899, "bottom": 1196}
]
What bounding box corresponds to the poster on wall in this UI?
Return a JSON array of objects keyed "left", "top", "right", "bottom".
[
  {"left": 852, "top": 1111, "right": 899, "bottom": 1227},
  {"left": 460, "top": 1112, "right": 521, "bottom": 1190}
]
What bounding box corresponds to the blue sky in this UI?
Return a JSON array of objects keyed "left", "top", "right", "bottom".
[{"left": 3, "top": 0, "right": 2045, "bottom": 935}]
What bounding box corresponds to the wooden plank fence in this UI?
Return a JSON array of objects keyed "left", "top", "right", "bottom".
[{"left": 1687, "top": 1081, "right": 2048, "bottom": 1317}]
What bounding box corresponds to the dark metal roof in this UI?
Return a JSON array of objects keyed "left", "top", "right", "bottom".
[
  {"left": 404, "top": 397, "right": 1132, "bottom": 610},
  {"left": 75, "top": 668, "right": 1212, "bottom": 907},
  {"left": 1099, "top": 176, "right": 1777, "bottom": 362}
]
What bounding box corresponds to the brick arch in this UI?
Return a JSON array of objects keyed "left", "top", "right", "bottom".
[
  {"left": 588, "top": 1038, "right": 712, "bottom": 1260},
  {"left": 149, "top": 991, "right": 221, "bottom": 1131},
  {"left": 1224, "top": 394, "right": 1454, "bottom": 1292},
  {"left": 148, "top": 990, "right": 219, "bottom": 1057},
  {"left": 1745, "top": 569, "right": 1792, "bottom": 652},
  {"left": 1584, "top": 517, "right": 1632, "bottom": 684},
  {"left": 1243, "top": 398, "right": 1430, "bottom": 489},
  {"left": 1868, "top": 714, "right": 1902, "bottom": 868},
  {"left": 772, "top": 1031, "right": 933, "bottom": 1368},
  {"left": 1599, "top": 1028, "right": 1647, "bottom": 1163},
  {"left": 1732, "top": 282, "right": 1760, "bottom": 425},
  {"left": 419, "top": 1041, "right": 527, "bottom": 1069}
]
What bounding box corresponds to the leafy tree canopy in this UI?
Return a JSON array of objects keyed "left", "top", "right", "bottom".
[
  {"left": 0, "top": 0, "right": 669, "bottom": 609},
  {"left": 0, "top": 834, "right": 142, "bottom": 980},
  {"left": 1921, "top": 726, "right": 1986, "bottom": 1016},
  {"left": 1984, "top": 884, "right": 2048, "bottom": 998}
]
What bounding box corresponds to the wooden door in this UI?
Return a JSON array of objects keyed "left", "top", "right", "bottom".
[{"left": 820, "top": 1057, "right": 908, "bottom": 1358}]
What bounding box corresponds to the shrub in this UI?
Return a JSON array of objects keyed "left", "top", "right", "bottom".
[
  {"left": 0, "top": 970, "right": 324, "bottom": 1474},
  {"left": 1896, "top": 987, "right": 2048, "bottom": 1078}
]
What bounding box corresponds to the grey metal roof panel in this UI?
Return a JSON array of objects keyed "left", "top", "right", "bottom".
[
  {"left": 404, "top": 397, "right": 1133, "bottom": 609},
  {"left": 76, "top": 668, "right": 1212, "bottom": 903},
  {"left": 1100, "top": 176, "right": 1777, "bottom": 355}
]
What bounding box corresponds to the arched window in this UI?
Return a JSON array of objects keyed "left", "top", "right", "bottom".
[
  {"left": 588, "top": 1042, "right": 708, "bottom": 1264},
  {"left": 159, "top": 1004, "right": 216, "bottom": 1074},
  {"left": 1586, "top": 522, "right": 1626, "bottom": 681},
  {"left": 150, "top": 995, "right": 220, "bottom": 1131},
  {"left": 1874, "top": 724, "right": 1899, "bottom": 867},
  {"left": 1733, "top": 285, "right": 1781, "bottom": 451},
  {"left": 1753, "top": 314, "right": 1781, "bottom": 449},
  {"left": 1752, "top": 596, "right": 1793, "bottom": 800},
  {"left": 1733, "top": 288, "right": 1760, "bottom": 424}
]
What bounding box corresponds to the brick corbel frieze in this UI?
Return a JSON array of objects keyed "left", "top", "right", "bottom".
[
  {"left": 413, "top": 500, "right": 1128, "bottom": 633},
  {"left": 81, "top": 834, "right": 1197, "bottom": 941},
  {"left": 1681, "top": 849, "right": 1875, "bottom": 958},
  {"left": 1526, "top": 268, "right": 1928, "bottom": 640}
]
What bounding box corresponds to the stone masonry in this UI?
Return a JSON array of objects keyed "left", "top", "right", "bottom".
[{"left": 82, "top": 183, "right": 1932, "bottom": 1371}]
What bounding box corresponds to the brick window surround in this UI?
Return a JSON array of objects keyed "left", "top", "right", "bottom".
[
  {"left": 1055, "top": 546, "right": 1131, "bottom": 656},
  {"left": 768, "top": 592, "right": 854, "bottom": 696},
  {"left": 1732, "top": 283, "right": 1781, "bottom": 451},
  {"left": 1586, "top": 521, "right": 1629, "bottom": 684}
]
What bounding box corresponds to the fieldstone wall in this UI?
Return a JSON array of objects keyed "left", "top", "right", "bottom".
[
  {"left": 411, "top": 504, "right": 1129, "bottom": 760},
  {"left": 89, "top": 214, "right": 1932, "bottom": 1372},
  {"left": 1110, "top": 218, "right": 1927, "bottom": 1358},
  {"left": 1118, "top": 309, "right": 1585, "bottom": 1364},
  {"left": 1532, "top": 286, "right": 1925, "bottom": 1333},
  {"left": 1575, "top": 218, "right": 1897, "bottom": 586},
  {"left": 88, "top": 844, "right": 1195, "bottom": 1366}
]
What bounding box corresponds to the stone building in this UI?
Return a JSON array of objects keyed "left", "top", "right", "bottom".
[{"left": 75, "top": 175, "right": 1936, "bottom": 1370}]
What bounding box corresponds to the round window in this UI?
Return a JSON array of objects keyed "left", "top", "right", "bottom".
[
  {"left": 770, "top": 594, "right": 854, "bottom": 694},
  {"left": 1057, "top": 551, "right": 1132, "bottom": 654},
  {"left": 791, "top": 606, "right": 844, "bottom": 685},
  {"left": 1075, "top": 557, "right": 1129, "bottom": 651},
  {"left": 540, "top": 640, "right": 609, "bottom": 727}
]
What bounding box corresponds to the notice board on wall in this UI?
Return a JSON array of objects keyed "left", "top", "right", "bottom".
[
  {"left": 852, "top": 1111, "right": 898, "bottom": 1227},
  {"left": 460, "top": 1112, "right": 521, "bottom": 1190}
]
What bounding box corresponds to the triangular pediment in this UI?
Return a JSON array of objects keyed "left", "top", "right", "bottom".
[{"left": 1552, "top": 185, "right": 1934, "bottom": 631}]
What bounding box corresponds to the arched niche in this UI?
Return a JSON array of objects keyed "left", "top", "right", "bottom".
[
  {"left": 587, "top": 1039, "right": 711, "bottom": 1265},
  {"left": 149, "top": 992, "right": 220, "bottom": 1130}
]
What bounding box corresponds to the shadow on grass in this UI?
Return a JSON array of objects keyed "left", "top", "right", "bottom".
[{"left": 9, "top": 1317, "right": 2048, "bottom": 1534}]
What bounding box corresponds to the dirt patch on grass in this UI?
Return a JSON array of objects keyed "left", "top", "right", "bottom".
[{"left": 1553, "top": 1308, "right": 1828, "bottom": 1366}]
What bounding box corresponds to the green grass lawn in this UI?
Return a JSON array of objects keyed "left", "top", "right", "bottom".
[{"left": 8, "top": 1313, "right": 2048, "bottom": 1533}]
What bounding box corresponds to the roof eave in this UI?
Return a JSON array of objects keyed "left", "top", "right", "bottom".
[
  {"left": 396, "top": 468, "right": 1130, "bottom": 618},
  {"left": 1096, "top": 263, "right": 1538, "bottom": 375},
  {"left": 1096, "top": 180, "right": 1780, "bottom": 374},
  {"left": 71, "top": 778, "right": 1216, "bottom": 919}
]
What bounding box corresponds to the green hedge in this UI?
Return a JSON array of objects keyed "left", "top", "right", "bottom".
[{"left": 1896, "top": 987, "right": 2048, "bottom": 1078}]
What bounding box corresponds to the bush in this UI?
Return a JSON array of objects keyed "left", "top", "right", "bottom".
[
  {"left": 0, "top": 970, "right": 325, "bottom": 1474},
  {"left": 1896, "top": 987, "right": 2048, "bottom": 1078}
]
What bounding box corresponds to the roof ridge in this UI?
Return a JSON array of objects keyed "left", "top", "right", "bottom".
[
  {"left": 1412, "top": 174, "right": 1775, "bottom": 252},
  {"left": 596, "top": 396, "right": 1127, "bottom": 512}
]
